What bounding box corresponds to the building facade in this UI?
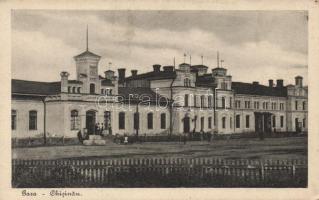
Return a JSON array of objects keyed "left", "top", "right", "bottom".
[{"left": 11, "top": 46, "right": 308, "bottom": 140}]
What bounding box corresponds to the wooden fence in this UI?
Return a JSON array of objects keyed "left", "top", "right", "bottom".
[{"left": 12, "top": 158, "right": 307, "bottom": 188}]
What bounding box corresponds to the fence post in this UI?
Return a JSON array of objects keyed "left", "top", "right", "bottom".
[
  {"left": 292, "top": 164, "right": 296, "bottom": 178},
  {"left": 260, "top": 163, "right": 265, "bottom": 182}
]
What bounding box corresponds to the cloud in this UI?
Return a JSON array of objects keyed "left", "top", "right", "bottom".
[{"left": 11, "top": 10, "right": 308, "bottom": 85}]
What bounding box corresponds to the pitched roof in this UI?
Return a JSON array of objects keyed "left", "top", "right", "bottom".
[
  {"left": 196, "top": 74, "right": 216, "bottom": 87},
  {"left": 125, "top": 70, "right": 176, "bottom": 81},
  {"left": 68, "top": 80, "right": 82, "bottom": 84},
  {"left": 232, "top": 82, "right": 287, "bottom": 97},
  {"left": 74, "top": 50, "right": 101, "bottom": 59},
  {"left": 191, "top": 65, "right": 208, "bottom": 69},
  {"left": 12, "top": 79, "right": 61, "bottom": 96},
  {"left": 118, "top": 87, "right": 169, "bottom": 104}
]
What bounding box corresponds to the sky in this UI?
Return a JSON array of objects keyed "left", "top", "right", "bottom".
[{"left": 11, "top": 10, "right": 308, "bottom": 85}]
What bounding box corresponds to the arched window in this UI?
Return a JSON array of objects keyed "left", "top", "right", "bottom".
[
  {"left": 134, "top": 112, "right": 139, "bottom": 130},
  {"left": 272, "top": 116, "right": 276, "bottom": 128},
  {"left": 303, "top": 101, "right": 306, "bottom": 110},
  {"left": 90, "top": 83, "right": 95, "bottom": 94},
  {"left": 208, "top": 117, "right": 212, "bottom": 129},
  {"left": 12, "top": 110, "right": 17, "bottom": 130},
  {"left": 77, "top": 87, "right": 81, "bottom": 93},
  {"left": 222, "top": 97, "right": 226, "bottom": 109},
  {"left": 119, "top": 112, "right": 125, "bottom": 129},
  {"left": 236, "top": 115, "right": 240, "bottom": 128},
  {"left": 72, "top": 87, "right": 76, "bottom": 93},
  {"left": 194, "top": 95, "right": 197, "bottom": 107},
  {"left": 147, "top": 113, "right": 153, "bottom": 129},
  {"left": 29, "top": 110, "right": 37, "bottom": 130},
  {"left": 161, "top": 113, "right": 166, "bottom": 129},
  {"left": 222, "top": 117, "right": 226, "bottom": 129},
  {"left": 200, "top": 95, "right": 205, "bottom": 108},
  {"left": 70, "top": 110, "right": 79, "bottom": 130},
  {"left": 200, "top": 117, "right": 204, "bottom": 131},
  {"left": 208, "top": 96, "right": 212, "bottom": 108},
  {"left": 68, "top": 86, "right": 71, "bottom": 93},
  {"left": 184, "top": 94, "right": 189, "bottom": 107},
  {"left": 246, "top": 115, "right": 250, "bottom": 128}
]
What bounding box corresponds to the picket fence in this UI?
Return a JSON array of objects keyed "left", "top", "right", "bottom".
[{"left": 12, "top": 157, "right": 307, "bottom": 188}]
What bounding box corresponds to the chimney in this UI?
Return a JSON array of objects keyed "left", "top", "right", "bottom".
[
  {"left": 252, "top": 81, "right": 259, "bottom": 85},
  {"left": 163, "top": 66, "right": 174, "bottom": 72},
  {"left": 131, "top": 70, "right": 138, "bottom": 76},
  {"left": 276, "top": 79, "right": 284, "bottom": 87},
  {"left": 268, "top": 79, "right": 274, "bottom": 87},
  {"left": 295, "top": 76, "right": 303, "bottom": 87},
  {"left": 153, "top": 64, "right": 161, "bottom": 72},
  {"left": 118, "top": 68, "right": 126, "bottom": 83},
  {"left": 60, "top": 71, "right": 70, "bottom": 93},
  {"left": 104, "top": 70, "right": 115, "bottom": 80}
]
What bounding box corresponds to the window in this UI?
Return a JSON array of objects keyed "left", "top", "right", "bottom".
[
  {"left": 70, "top": 110, "right": 79, "bottom": 130},
  {"left": 265, "top": 102, "right": 268, "bottom": 110},
  {"left": 147, "top": 113, "right": 153, "bottom": 129},
  {"left": 303, "top": 101, "right": 306, "bottom": 110},
  {"left": 263, "top": 102, "right": 266, "bottom": 109},
  {"left": 245, "top": 115, "right": 250, "bottom": 128},
  {"left": 72, "top": 87, "right": 76, "bottom": 93},
  {"left": 229, "top": 97, "right": 232, "bottom": 108},
  {"left": 161, "top": 113, "right": 166, "bottom": 129},
  {"left": 257, "top": 102, "right": 260, "bottom": 109},
  {"left": 303, "top": 118, "right": 306, "bottom": 128},
  {"left": 184, "top": 78, "right": 191, "bottom": 87},
  {"left": 274, "top": 103, "right": 277, "bottom": 110},
  {"left": 236, "top": 115, "right": 240, "bottom": 128},
  {"left": 194, "top": 95, "right": 197, "bottom": 107},
  {"left": 134, "top": 112, "right": 139, "bottom": 130},
  {"left": 280, "top": 103, "right": 284, "bottom": 110},
  {"left": 295, "top": 100, "right": 298, "bottom": 110},
  {"left": 245, "top": 101, "right": 250, "bottom": 109},
  {"left": 101, "top": 89, "right": 104, "bottom": 94},
  {"left": 200, "top": 117, "right": 204, "bottom": 131},
  {"left": 184, "top": 94, "right": 189, "bottom": 107},
  {"left": 272, "top": 116, "right": 276, "bottom": 128},
  {"left": 280, "top": 116, "right": 284, "bottom": 128},
  {"left": 222, "top": 97, "right": 226, "bottom": 109},
  {"left": 208, "top": 96, "right": 212, "bottom": 108},
  {"left": 201, "top": 95, "right": 205, "bottom": 108},
  {"left": 235, "top": 100, "right": 241, "bottom": 109},
  {"left": 77, "top": 87, "right": 81, "bottom": 93},
  {"left": 29, "top": 110, "right": 37, "bottom": 130},
  {"left": 11, "top": 110, "right": 17, "bottom": 130},
  {"left": 208, "top": 117, "right": 212, "bottom": 129},
  {"left": 119, "top": 112, "right": 125, "bottom": 129},
  {"left": 90, "top": 83, "right": 95, "bottom": 94},
  {"left": 68, "top": 86, "right": 71, "bottom": 93},
  {"left": 222, "top": 117, "right": 226, "bottom": 129}
]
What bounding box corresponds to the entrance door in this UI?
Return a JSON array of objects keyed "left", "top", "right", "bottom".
[
  {"left": 183, "top": 116, "right": 190, "bottom": 133},
  {"left": 295, "top": 118, "right": 300, "bottom": 133},
  {"left": 86, "top": 110, "right": 96, "bottom": 134}
]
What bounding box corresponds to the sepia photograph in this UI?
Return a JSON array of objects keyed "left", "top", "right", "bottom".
[{"left": 10, "top": 9, "right": 309, "bottom": 189}]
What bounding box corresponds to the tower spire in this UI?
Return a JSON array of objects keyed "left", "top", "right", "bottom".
[
  {"left": 217, "top": 51, "right": 219, "bottom": 68},
  {"left": 86, "top": 25, "right": 89, "bottom": 51}
]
